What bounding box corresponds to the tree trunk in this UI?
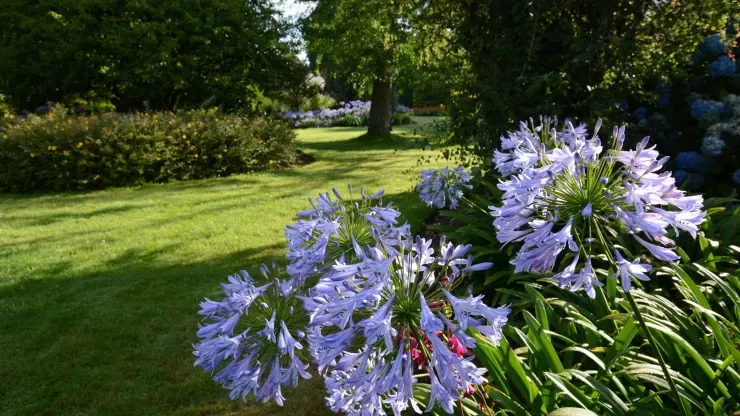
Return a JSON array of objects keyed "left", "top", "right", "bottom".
[{"left": 367, "top": 80, "right": 392, "bottom": 137}]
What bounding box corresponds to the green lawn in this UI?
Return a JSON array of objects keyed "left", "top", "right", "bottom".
[{"left": 0, "top": 117, "right": 449, "bottom": 415}]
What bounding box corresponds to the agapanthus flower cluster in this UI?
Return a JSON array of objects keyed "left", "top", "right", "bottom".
[
  {"left": 490, "top": 117, "right": 705, "bottom": 296},
  {"left": 282, "top": 100, "right": 372, "bottom": 127},
  {"left": 305, "top": 235, "right": 508, "bottom": 415},
  {"left": 708, "top": 55, "right": 737, "bottom": 78},
  {"left": 285, "top": 186, "right": 410, "bottom": 284},
  {"left": 416, "top": 166, "right": 472, "bottom": 210},
  {"left": 193, "top": 265, "right": 311, "bottom": 404},
  {"left": 197, "top": 186, "right": 511, "bottom": 415}
]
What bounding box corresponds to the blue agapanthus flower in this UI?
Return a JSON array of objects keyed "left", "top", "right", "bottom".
[
  {"left": 285, "top": 187, "right": 410, "bottom": 284},
  {"left": 193, "top": 266, "right": 312, "bottom": 405},
  {"left": 701, "top": 135, "right": 726, "bottom": 157},
  {"left": 698, "top": 34, "right": 727, "bottom": 57},
  {"left": 633, "top": 107, "right": 649, "bottom": 121},
  {"left": 417, "top": 166, "right": 472, "bottom": 210},
  {"left": 690, "top": 99, "right": 724, "bottom": 120},
  {"left": 305, "top": 235, "right": 507, "bottom": 416},
  {"left": 732, "top": 169, "right": 740, "bottom": 185},
  {"left": 676, "top": 151, "right": 706, "bottom": 171},
  {"left": 708, "top": 56, "right": 737, "bottom": 78},
  {"left": 491, "top": 117, "right": 705, "bottom": 295}
]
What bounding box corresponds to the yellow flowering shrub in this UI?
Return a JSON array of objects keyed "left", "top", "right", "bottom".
[{"left": 0, "top": 106, "right": 297, "bottom": 192}]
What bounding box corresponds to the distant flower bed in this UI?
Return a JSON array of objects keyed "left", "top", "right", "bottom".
[
  {"left": 281, "top": 101, "right": 413, "bottom": 128},
  {"left": 281, "top": 100, "right": 371, "bottom": 128},
  {"left": 0, "top": 106, "right": 298, "bottom": 192},
  {"left": 412, "top": 105, "right": 446, "bottom": 117}
]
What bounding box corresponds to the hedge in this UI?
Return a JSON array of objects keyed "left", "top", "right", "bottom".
[{"left": 0, "top": 106, "right": 298, "bottom": 192}]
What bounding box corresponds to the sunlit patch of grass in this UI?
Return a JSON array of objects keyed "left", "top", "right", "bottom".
[{"left": 0, "top": 117, "right": 450, "bottom": 415}]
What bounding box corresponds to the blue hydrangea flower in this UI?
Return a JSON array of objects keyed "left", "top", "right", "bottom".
[
  {"left": 708, "top": 56, "right": 737, "bottom": 78},
  {"left": 698, "top": 34, "right": 726, "bottom": 57},
  {"left": 690, "top": 99, "right": 724, "bottom": 120},
  {"left": 417, "top": 166, "right": 472, "bottom": 210},
  {"left": 193, "top": 266, "right": 312, "bottom": 405},
  {"left": 732, "top": 169, "right": 740, "bottom": 185},
  {"left": 676, "top": 151, "right": 706, "bottom": 171},
  {"left": 674, "top": 169, "right": 689, "bottom": 185},
  {"left": 491, "top": 118, "right": 705, "bottom": 295},
  {"left": 633, "top": 107, "right": 648, "bottom": 120},
  {"left": 618, "top": 100, "right": 630, "bottom": 111},
  {"left": 700, "top": 135, "right": 726, "bottom": 157},
  {"left": 305, "top": 235, "right": 507, "bottom": 415}
]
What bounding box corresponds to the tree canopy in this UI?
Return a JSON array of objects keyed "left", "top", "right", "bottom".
[{"left": 0, "top": 0, "right": 307, "bottom": 111}]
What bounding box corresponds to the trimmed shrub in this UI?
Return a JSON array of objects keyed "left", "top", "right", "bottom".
[
  {"left": 391, "top": 112, "right": 412, "bottom": 125},
  {"left": 0, "top": 106, "right": 297, "bottom": 192}
]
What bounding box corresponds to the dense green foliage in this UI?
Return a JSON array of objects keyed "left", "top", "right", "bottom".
[
  {"left": 0, "top": 0, "right": 307, "bottom": 112},
  {"left": 429, "top": 163, "right": 740, "bottom": 415},
  {"left": 441, "top": 0, "right": 740, "bottom": 151},
  {"left": 0, "top": 107, "right": 298, "bottom": 192}
]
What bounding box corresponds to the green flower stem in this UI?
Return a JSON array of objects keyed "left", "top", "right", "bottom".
[{"left": 624, "top": 290, "right": 688, "bottom": 416}]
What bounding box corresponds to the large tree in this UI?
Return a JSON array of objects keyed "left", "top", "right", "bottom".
[
  {"left": 0, "top": 0, "right": 307, "bottom": 111},
  {"left": 302, "top": 0, "right": 416, "bottom": 136}
]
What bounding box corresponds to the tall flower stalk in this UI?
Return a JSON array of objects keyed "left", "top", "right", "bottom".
[{"left": 490, "top": 117, "right": 704, "bottom": 414}]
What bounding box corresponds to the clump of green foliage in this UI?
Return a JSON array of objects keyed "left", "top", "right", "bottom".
[
  {"left": 0, "top": 0, "right": 307, "bottom": 112},
  {"left": 0, "top": 106, "right": 298, "bottom": 192},
  {"left": 431, "top": 164, "right": 740, "bottom": 415},
  {"left": 391, "top": 111, "right": 412, "bottom": 125}
]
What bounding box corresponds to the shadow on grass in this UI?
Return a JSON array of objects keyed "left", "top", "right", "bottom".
[
  {"left": 0, "top": 190, "right": 434, "bottom": 416},
  {"left": 0, "top": 241, "right": 319, "bottom": 416},
  {"left": 299, "top": 132, "right": 431, "bottom": 153}
]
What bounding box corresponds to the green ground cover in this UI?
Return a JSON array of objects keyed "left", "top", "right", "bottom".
[{"left": 0, "top": 117, "right": 448, "bottom": 415}]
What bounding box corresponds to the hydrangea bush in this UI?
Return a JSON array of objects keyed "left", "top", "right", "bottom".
[{"left": 618, "top": 28, "right": 739, "bottom": 191}]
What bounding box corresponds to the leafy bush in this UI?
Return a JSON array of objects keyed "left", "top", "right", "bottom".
[
  {"left": 0, "top": 106, "right": 298, "bottom": 193},
  {"left": 0, "top": 94, "right": 12, "bottom": 118},
  {"left": 333, "top": 113, "right": 367, "bottom": 127},
  {"left": 391, "top": 111, "right": 412, "bottom": 125},
  {"left": 306, "top": 93, "right": 338, "bottom": 111}
]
